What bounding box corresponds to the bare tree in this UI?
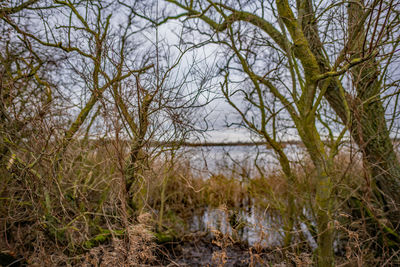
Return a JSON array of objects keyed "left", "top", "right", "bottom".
[
  {"left": 164, "top": 0, "right": 400, "bottom": 265},
  {"left": 1, "top": 2, "right": 211, "bottom": 260},
  {"left": 111, "top": 1, "right": 214, "bottom": 213},
  {"left": 0, "top": 0, "right": 206, "bottom": 261}
]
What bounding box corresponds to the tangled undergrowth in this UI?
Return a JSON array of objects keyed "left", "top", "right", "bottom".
[{"left": 1, "top": 140, "right": 399, "bottom": 266}]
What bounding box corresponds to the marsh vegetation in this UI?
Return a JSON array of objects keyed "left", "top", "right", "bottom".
[{"left": 1, "top": 0, "right": 400, "bottom": 266}]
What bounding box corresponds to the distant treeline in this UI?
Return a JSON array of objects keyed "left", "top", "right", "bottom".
[
  {"left": 155, "top": 141, "right": 302, "bottom": 147},
  {"left": 86, "top": 138, "right": 400, "bottom": 148},
  {"left": 84, "top": 138, "right": 303, "bottom": 148}
]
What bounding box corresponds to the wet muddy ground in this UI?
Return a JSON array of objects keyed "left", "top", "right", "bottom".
[
  {"left": 157, "top": 233, "right": 291, "bottom": 267},
  {"left": 152, "top": 207, "right": 313, "bottom": 266}
]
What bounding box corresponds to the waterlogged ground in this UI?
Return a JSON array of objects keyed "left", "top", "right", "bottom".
[
  {"left": 167, "top": 207, "right": 286, "bottom": 266},
  {"left": 188, "top": 207, "right": 316, "bottom": 248},
  {"left": 160, "top": 145, "right": 319, "bottom": 266},
  {"left": 189, "top": 207, "right": 283, "bottom": 247},
  {"left": 157, "top": 206, "right": 316, "bottom": 266},
  {"left": 164, "top": 234, "right": 289, "bottom": 266}
]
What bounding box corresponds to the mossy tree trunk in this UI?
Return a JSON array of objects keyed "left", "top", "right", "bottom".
[
  {"left": 347, "top": 1, "right": 400, "bottom": 229},
  {"left": 276, "top": 1, "right": 335, "bottom": 264},
  {"left": 296, "top": 118, "right": 335, "bottom": 266},
  {"left": 220, "top": 0, "right": 338, "bottom": 263},
  {"left": 125, "top": 140, "right": 148, "bottom": 211},
  {"left": 113, "top": 75, "right": 154, "bottom": 212},
  {"left": 166, "top": 0, "right": 400, "bottom": 263},
  {"left": 299, "top": 0, "right": 400, "bottom": 233}
]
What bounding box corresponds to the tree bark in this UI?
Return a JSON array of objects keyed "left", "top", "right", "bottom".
[{"left": 300, "top": 0, "right": 400, "bottom": 230}]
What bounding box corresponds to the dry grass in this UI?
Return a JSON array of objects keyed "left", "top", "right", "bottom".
[
  {"left": 1, "top": 138, "right": 398, "bottom": 266},
  {"left": 81, "top": 213, "right": 157, "bottom": 267}
]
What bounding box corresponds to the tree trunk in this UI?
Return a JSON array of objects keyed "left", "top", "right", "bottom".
[
  {"left": 300, "top": 0, "right": 400, "bottom": 231},
  {"left": 298, "top": 122, "right": 335, "bottom": 267},
  {"left": 350, "top": 58, "right": 400, "bottom": 228},
  {"left": 347, "top": 1, "right": 400, "bottom": 228},
  {"left": 125, "top": 137, "right": 148, "bottom": 212}
]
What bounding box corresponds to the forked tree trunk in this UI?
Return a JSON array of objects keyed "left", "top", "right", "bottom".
[{"left": 301, "top": 0, "right": 400, "bottom": 232}]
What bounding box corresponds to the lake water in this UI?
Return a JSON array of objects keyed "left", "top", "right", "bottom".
[{"left": 179, "top": 144, "right": 307, "bottom": 177}]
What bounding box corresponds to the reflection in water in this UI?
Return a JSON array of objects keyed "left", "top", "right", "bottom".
[
  {"left": 189, "top": 206, "right": 317, "bottom": 249},
  {"left": 190, "top": 207, "right": 283, "bottom": 247},
  {"left": 175, "top": 145, "right": 318, "bottom": 249}
]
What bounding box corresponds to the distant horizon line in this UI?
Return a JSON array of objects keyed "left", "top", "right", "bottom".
[
  {"left": 83, "top": 138, "right": 362, "bottom": 148},
  {"left": 83, "top": 138, "right": 400, "bottom": 147}
]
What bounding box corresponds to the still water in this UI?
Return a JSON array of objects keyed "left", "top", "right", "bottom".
[
  {"left": 188, "top": 206, "right": 317, "bottom": 249},
  {"left": 153, "top": 144, "right": 318, "bottom": 248},
  {"left": 179, "top": 144, "right": 306, "bottom": 176}
]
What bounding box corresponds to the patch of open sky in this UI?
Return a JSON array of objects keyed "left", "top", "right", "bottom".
[{"left": 16, "top": 0, "right": 399, "bottom": 144}]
